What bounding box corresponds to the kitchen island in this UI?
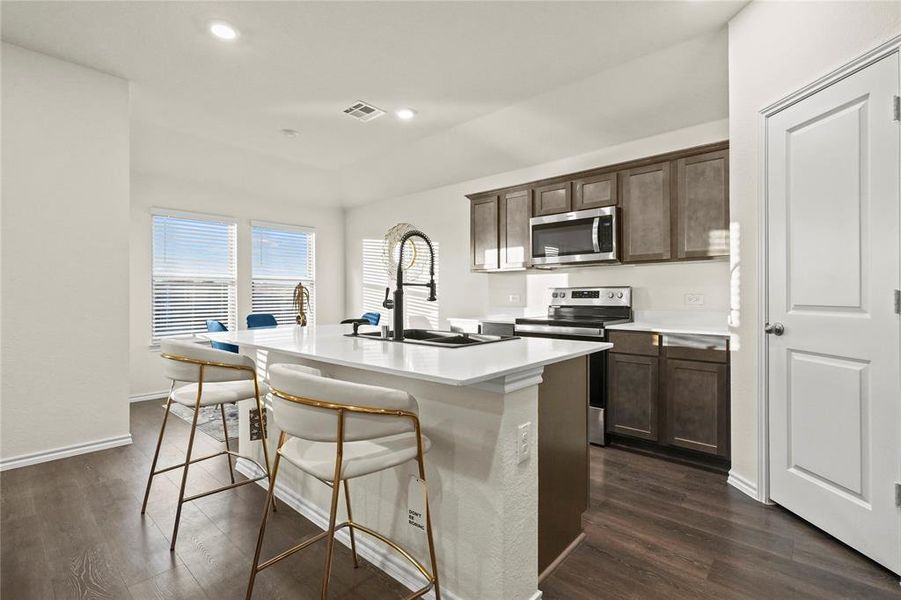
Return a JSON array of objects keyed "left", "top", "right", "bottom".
[{"left": 203, "top": 324, "right": 611, "bottom": 600}]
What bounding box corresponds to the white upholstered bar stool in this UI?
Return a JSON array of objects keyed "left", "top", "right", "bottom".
[
  {"left": 141, "top": 338, "right": 277, "bottom": 551},
  {"left": 246, "top": 364, "right": 440, "bottom": 600}
]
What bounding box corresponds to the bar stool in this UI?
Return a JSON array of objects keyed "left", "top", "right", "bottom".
[
  {"left": 246, "top": 364, "right": 440, "bottom": 600},
  {"left": 141, "top": 338, "right": 277, "bottom": 551}
]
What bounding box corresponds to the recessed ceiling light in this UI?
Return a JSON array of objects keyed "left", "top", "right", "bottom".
[
  {"left": 209, "top": 21, "right": 239, "bottom": 41},
  {"left": 280, "top": 128, "right": 300, "bottom": 138},
  {"left": 395, "top": 108, "right": 417, "bottom": 120}
]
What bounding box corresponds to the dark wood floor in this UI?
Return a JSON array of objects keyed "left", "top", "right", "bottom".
[{"left": 1, "top": 400, "right": 899, "bottom": 599}]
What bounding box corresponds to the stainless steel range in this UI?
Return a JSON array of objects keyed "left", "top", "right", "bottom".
[{"left": 514, "top": 286, "right": 633, "bottom": 445}]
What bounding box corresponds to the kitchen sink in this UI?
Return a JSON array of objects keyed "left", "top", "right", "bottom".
[{"left": 350, "top": 328, "right": 519, "bottom": 348}]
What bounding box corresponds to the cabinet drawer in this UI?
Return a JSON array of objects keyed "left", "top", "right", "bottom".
[
  {"left": 662, "top": 334, "right": 728, "bottom": 363},
  {"left": 608, "top": 331, "right": 659, "bottom": 356}
]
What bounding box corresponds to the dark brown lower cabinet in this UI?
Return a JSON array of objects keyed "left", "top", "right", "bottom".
[
  {"left": 607, "top": 353, "right": 659, "bottom": 441},
  {"left": 606, "top": 331, "right": 730, "bottom": 466},
  {"left": 662, "top": 359, "right": 728, "bottom": 457},
  {"left": 538, "top": 356, "right": 588, "bottom": 576}
]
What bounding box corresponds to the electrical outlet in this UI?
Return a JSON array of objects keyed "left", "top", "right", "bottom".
[
  {"left": 507, "top": 293, "right": 522, "bottom": 305},
  {"left": 517, "top": 422, "right": 531, "bottom": 464},
  {"left": 685, "top": 293, "right": 704, "bottom": 306}
]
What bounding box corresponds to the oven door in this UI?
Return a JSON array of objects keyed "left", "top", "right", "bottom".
[{"left": 530, "top": 207, "right": 618, "bottom": 266}]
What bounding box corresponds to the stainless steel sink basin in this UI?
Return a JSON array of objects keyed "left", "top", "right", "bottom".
[{"left": 350, "top": 328, "right": 519, "bottom": 348}]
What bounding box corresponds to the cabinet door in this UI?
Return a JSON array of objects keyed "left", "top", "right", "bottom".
[
  {"left": 499, "top": 189, "right": 531, "bottom": 269},
  {"left": 532, "top": 181, "right": 571, "bottom": 216},
  {"left": 573, "top": 171, "right": 617, "bottom": 210},
  {"left": 607, "top": 353, "right": 659, "bottom": 441},
  {"left": 675, "top": 150, "right": 729, "bottom": 258},
  {"left": 621, "top": 162, "right": 671, "bottom": 262},
  {"left": 663, "top": 359, "right": 728, "bottom": 457},
  {"left": 470, "top": 195, "right": 499, "bottom": 270}
]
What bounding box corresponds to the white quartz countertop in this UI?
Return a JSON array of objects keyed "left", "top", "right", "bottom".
[
  {"left": 202, "top": 324, "right": 611, "bottom": 387},
  {"left": 447, "top": 315, "right": 523, "bottom": 325},
  {"left": 606, "top": 322, "right": 730, "bottom": 336},
  {"left": 606, "top": 311, "right": 730, "bottom": 337}
]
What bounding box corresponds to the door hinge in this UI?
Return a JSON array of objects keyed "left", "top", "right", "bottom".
[
  {"left": 895, "top": 289, "right": 901, "bottom": 314},
  {"left": 896, "top": 483, "right": 901, "bottom": 507},
  {"left": 894, "top": 95, "right": 901, "bottom": 121}
]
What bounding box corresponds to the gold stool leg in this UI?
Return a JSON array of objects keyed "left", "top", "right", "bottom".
[
  {"left": 253, "top": 380, "right": 277, "bottom": 512},
  {"left": 170, "top": 379, "right": 203, "bottom": 551},
  {"left": 343, "top": 480, "right": 359, "bottom": 568},
  {"left": 141, "top": 382, "right": 175, "bottom": 515},
  {"left": 220, "top": 403, "right": 235, "bottom": 484},
  {"left": 246, "top": 432, "right": 285, "bottom": 600},
  {"left": 321, "top": 412, "right": 345, "bottom": 599},
  {"left": 418, "top": 454, "right": 440, "bottom": 600}
]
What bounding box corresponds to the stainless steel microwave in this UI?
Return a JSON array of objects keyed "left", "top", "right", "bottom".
[{"left": 530, "top": 207, "right": 619, "bottom": 266}]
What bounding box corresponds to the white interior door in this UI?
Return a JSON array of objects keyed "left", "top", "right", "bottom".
[{"left": 766, "top": 52, "right": 901, "bottom": 574}]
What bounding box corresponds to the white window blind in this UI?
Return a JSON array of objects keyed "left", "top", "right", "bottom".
[
  {"left": 252, "top": 223, "right": 315, "bottom": 325},
  {"left": 152, "top": 212, "right": 237, "bottom": 342},
  {"left": 362, "top": 238, "right": 439, "bottom": 328}
]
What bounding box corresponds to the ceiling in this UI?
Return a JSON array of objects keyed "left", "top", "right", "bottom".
[{"left": 1, "top": 1, "right": 747, "bottom": 206}]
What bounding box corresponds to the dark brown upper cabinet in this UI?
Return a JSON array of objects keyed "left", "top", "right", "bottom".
[
  {"left": 675, "top": 149, "right": 729, "bottom": 259},
  {"left": 573, "top": 171, "right": 617, "bottom": 211},
  {"left": 466, "top": 141, "right": 729, "bottom": 269},
  {"left": 470, "top": 194, "right": 499, "bottom": 271},
  {"left": 662, "top": 358, "right": 729, "bottom": 457},
  {"left": 532, "top": 181, "right": 571, "bottom": 216},
  {"left": 621, "top": 162, "right": 671, "bottom": 263},
  {"left": 499, "top": 189, "right": 531, "bottom": 270}
]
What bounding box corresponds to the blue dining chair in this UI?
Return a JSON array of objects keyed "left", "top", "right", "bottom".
[
  {"left": 205, "top": 319, "right": 239, "bottom": 353},
  {"left": 246, "top": 313, "right": 278, "bottom": 329}
]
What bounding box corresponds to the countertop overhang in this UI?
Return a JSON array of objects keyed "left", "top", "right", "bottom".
[{"left": 202, "top": 324, "right": 611, "bottom": 388}]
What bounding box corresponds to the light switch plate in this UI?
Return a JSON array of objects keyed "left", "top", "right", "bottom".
[
  {"left": 685, "top": 293, "right": 704, "bottom": 306},
  {"left": 507, "top": 294, "right": 522, "bottom": 305},
  {"left": 516, "top": 422, "right": 531, "bottom": 464}
]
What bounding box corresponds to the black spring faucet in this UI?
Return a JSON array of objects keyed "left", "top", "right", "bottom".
[{"left": 389, "top": 230, "right": 437, "bottom": 341}]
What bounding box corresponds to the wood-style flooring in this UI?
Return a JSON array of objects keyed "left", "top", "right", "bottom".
[{"left": 1, "top": 399, "right": 899, "bottom": 599}]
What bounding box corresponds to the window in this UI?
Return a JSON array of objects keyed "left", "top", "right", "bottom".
[
  {"left": 152, "top": 211, "right": 237, "bottom": 342},
  {"left": 252, "top": 223, "right": 315, "bottom": 325},
  {"left": 362, "top": 238, "right": 439, "bottom": 328}
]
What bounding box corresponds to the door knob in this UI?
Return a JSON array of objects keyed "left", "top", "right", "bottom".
[{"left": 764, "top": 322, "right": 785, "bottom": 336}]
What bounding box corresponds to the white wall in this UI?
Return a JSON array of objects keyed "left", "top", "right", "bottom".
[
  {"left": 345, "top": 119, "right": 730, "bottom": 327},
  {"left": 728, "top": 1, "right": 901, "bottom": 493},
  {"left": 129, "top": 172, "right": 345, "bottom": 397},
  {"left": 1, "top": 44, "right": 131, "bottom": 465}
]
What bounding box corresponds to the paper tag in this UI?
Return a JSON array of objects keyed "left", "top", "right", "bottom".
[
  {"left": 407, "top": 475, "right": 427, "bottom": 534},
  {"left": 249, "top": 407, "right": 267, "bottom": 441}
]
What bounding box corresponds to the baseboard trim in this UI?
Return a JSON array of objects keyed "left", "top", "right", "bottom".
[
  {"left": 538, "top": 532, "right": 584, "bottom": 584},
  {"left": 0, "top": 434, "right": 133, "bottom": 472},
  {"left": 727, "top": 470, "right": 762, "bottom": 502},
  {"left": 129, "top": 390, "right": 169, "bottom": 403},
  {"left": 237, "top": 459, "right": 540, "bottom": 600}
]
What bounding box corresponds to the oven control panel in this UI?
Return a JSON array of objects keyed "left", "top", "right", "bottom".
[{"left": 549, "top": 286, "right": 631, "bottom": 307}]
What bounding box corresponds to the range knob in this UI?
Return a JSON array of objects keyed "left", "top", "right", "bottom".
[
  {"left": 559, "top": 292, "right": 566, "bottom": 298},
  {"left": 607, "top": 292, "right": 615, "bottom": 298},
  {"left": 552, "top": 292, "right": 558, "bottom": 298},
  {"left": 617, "top": 292, "right": 624, "bottom": 299}
]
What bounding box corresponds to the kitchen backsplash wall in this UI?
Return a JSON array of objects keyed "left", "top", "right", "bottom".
[{"left": 486, "top": 259, "right": 730, "bottom": 316}]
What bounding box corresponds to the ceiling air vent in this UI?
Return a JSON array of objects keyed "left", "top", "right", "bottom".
[{"left": 343, "top": 100, "right": 385, "bottom": 122}]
